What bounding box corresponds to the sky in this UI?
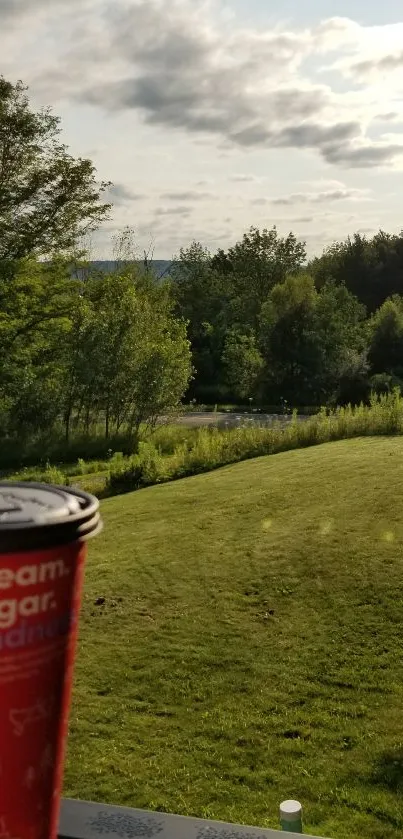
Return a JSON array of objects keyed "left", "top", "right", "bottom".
[{"left": 1, "top": 0, "right": 403, "bottom": 259}]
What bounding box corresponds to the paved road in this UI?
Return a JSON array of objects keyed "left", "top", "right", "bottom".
[{"left": 169, "top": 412, "right": 308, "bottom": 428}]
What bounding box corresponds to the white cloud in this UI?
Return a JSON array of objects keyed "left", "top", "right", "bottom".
[
  {"left": 2, "top": 0, "right": 403, "bottom": 257},
  {"left": 271, "top": 187, "right": 371, "bottom": 205},
  {"left": 313, "top": 16, "right": 363, "bottom": 50},
  {"left": 229, "top": 174, "right": 261, "bottom": 183},
  {"left": 155, "top": 206, "right": 192, "bottom": 216},
  {"left": 160, "top": 190, "right": 217, "bottom": 201},
  {"left": 12, "top": 0, "right": 403, "bottom": 169},
  {"left": 323, "top": 20, "right": 403, "bottom": 87}
]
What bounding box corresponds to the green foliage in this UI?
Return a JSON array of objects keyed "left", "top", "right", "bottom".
[
  {"left": 259, "top": 274, "right": 366, "bottom": 405},
  {"left": 107, "top": 442, "right": 169, "bottom": 493},
  {"left": 213, "top": 225, "right": 306, "bottom": 329},
  {"left": 170, "top": 242, "right": 229, "bottom": 401},
  {"left": 368, "top": 295, "right": 403, "bottom": 380},
  {"left": 1, "top": 83, "right": 196, "bottom": 453},
  {"left": 148, "top": 423, "right": 199, "bottom": 454},
  {"left": 370, "top": 372, "right": 401, "bottom": 395},
  {"left": 0, "top": 255, "right": 192, "bottom": 454},
  {"left": 259, "top": 274, "right": 319, "bottom": 403},
  {"left": 105, "top": 392, "right": 403, "bottom": 495},
  {"left": 7, "top": 462, "right": 67, "bottom": 486},
  {"left": 221, "top": 329, "right": 264, "bottom": 400},
  {"left": 0, "top": 77, "right": 111, "bottom": 259},
  {"left": 62, "top": 268, "right": 192, "bottom": 441},
  {"left": 333, "top": 349, "right": 371, "bottom": 406},
  {"left": 310, "top": 230, "right": 403, "bottom": 313},
  {"left": 0, "top": 257, "right": 79, "bottom": 439},
  {"left": 171, "top": 227, "right": 307, "bottom": 403}
]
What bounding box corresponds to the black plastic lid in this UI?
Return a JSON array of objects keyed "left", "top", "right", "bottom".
[{"left": 0, "top": 482, "right": 102, "bottom": 553}]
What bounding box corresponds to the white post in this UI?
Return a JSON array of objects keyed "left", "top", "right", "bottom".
[{"left": 280, "top": 800, "right": 303, "bottom": 833}]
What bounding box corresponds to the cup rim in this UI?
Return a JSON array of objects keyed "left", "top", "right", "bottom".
[{"left": 0, "top": 482, "right": 102, "bottom": 553}]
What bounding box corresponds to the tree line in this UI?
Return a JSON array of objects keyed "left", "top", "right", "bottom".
[
  {"left": 171, "top": 227, "right": 403, "bottom": 408},
  {"left": 1, "top": 76, "right": 403, "bottom": 455}
]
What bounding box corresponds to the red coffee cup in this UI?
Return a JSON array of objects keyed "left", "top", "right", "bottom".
[{"left": 0, "top": 482, "right": 102, "bottom": 839}]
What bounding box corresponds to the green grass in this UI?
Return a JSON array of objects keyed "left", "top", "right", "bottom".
[
  {"left": 65, "top": 436, "right": 403, "bottom": 839},
  {"left": 0, "top": 421, "right": 199, "bottom": 473},
  {"left": 0, "top": 426, "right": 200, "bottom": 489}
]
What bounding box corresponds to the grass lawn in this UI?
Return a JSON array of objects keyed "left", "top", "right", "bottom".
[{"left": 65, "top": 436, "right": 403, "bottom": 839}]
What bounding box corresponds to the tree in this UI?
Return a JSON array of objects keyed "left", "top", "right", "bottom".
[
  {"left": 63, "top": 268, "right": 192, "bottom": 441},
  {"left": 315, "top": 281, "right": 367, "bottom": 397},
  {"left": 0, "top": 77, "right": 111, "bottom": 259},
  {"left": 310, "top": 231, "right": 403, "bottom": 313},
  {"left": 0, "top": 254, "right": 192, "bottom": 445},
  {"left": 259, "top": 274, "right": 321, "bottom": 404},
  {"left": 368, "top": 295, "right": 403, "bottom": 381},
  {"left": 212, "top": 226, "right": 306, "bottom": 330},
  {"left": 221, "top": 330, "right": 264, "bottom": 401},
  {"left": 334, "top": 349, "right": 370, "bottom": 406},
  {"left": 259, "top": 275, "right": 367, "bottom": 405},
  {"left": 172, "top": 230, "right": 307, "bottom": 401},
  {"left": 170, "top": 242, "right": 230, "bottom": 401},
  {"left": 0, "top": 256, "right": 78, "bottom": 353},
  {"left": 0, "top": 258, "right": 80, "bottom": 438}
]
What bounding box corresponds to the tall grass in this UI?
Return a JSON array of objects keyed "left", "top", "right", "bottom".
[
  {"left": 0, "top": 423, "right": 201, "bottom": 474},
  {"left": 0, "top": 431, "right": 137, "bottom": 472},
  {"left": 107, "top": 391, "right": 403, "bottom": 494},
  {"left": 5, "top": 392, "right": 403, "bottom": 495}
]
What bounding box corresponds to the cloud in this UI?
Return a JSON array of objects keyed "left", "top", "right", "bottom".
[
  {"left": 325, "top": 21, "right": 403, "bottom": 85},
  {"left": 0, "top": 0, "right": 22, "bottom": 19},
  {"left": 324, "top": 141, "right": 403, "bottom": 167},
  {"left": 375, "top": 112, "right": 401, "bottom": 122},
  {"left": 155, "top": 206, "right": 192, "bottom": 216},
  {"left": 230, "top": 174, "right": 260, "bottom": 183},
  {"left": 0, "top": 0, "right": 48, "bottom": 20},
  {"left": 83, "top": 74, "right": 330, "bottom": 153},
  {"left": 265, "top": 120, "right": 366, "bottom": 164},
  {"left": 271, "top": 188, "right": 369, "bottom": 205},
  {"left": 6, "top": 0, "right": 403, "bottom": 171},
  {"left": 107, "top": 184, "right": 145, "bottom": 204},
  {"left": 289, "top": 216, "right": 314, "bottom": 223},
  {"left": 160, "top": 190, "right": 216, "bottom": 201},
  {"left": 351, "top": 51, "right": 403, "bottom": 77},
  {"left": 0, "top": 0, "right": 84, "bottom": 26},
  {"left": 314, "top": 17, "right": 362, "bottom": 49}
]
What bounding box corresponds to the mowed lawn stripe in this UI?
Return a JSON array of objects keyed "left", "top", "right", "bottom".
[{"left": 65, "top": 437, "right": 403, "bottom": 839}]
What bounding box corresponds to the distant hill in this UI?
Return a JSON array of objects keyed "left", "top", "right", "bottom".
[{"left": 71, "top": 260, "right": 174, "bottom": 279}]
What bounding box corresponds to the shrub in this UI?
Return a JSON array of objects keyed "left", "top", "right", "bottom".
[
  {"left": 148, "top": 424, "right": 198, "bottom": 455},
  {"left": 370, "top": 373, "right": 394, "bottom": 395},
  {"left": 7, "top": 391, "right": 403, "bottom": 497},
  {"left": 105, "top": 390, "right": 403, "bottom": 496},
  {"left": 0, "top": 430, "right": 138, "bottom": 472},
  {"left": 107, "top": 459, "right": 146, "bottom": 494},
  {"left": 7, "top": 462, "right": 68, "bottom": 486},
  {"left": 107, "top": 442, "right": 169, "bottom": 494}
]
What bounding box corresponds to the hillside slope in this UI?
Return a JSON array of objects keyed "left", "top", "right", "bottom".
[{"left": 66, "top": 437, "right": 403, "bottom": 839}]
